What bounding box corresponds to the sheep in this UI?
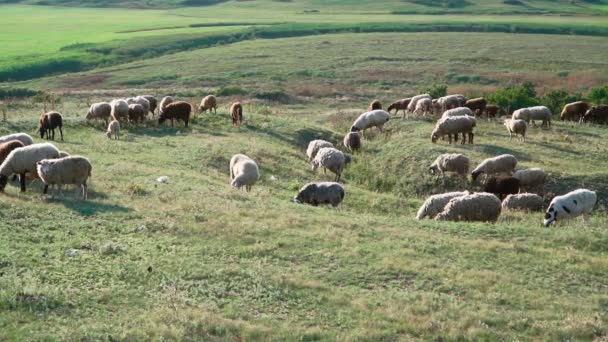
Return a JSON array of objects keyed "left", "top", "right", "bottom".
[
  {"left": 311, "top": 147, "right": 351, "bottom": 182},
  {"left": 501, "top": 193, "right": 544, "bottom": 211},
  {"left": 306, "top": 140, "right": 334, "bottom": 162},
  {"left": 158, "top": 101, "right": 192, "bottom": 128},
  {"left": 350, "top": 110, "right": 390, "bottom": 134},
  {"left": 198, "top": 95, "right": 217, "bottom": 114},
  {"left": 471, "top": 154, "right": 517, "bottom": 181},
  {"left": 485, "top": 105, "right": 500, "bottom": 118},
  {"left": 159, "top": 96, "right": 174, "bottom": 112},
  {"left": 38, "top": 111, "right": 63, "bottom": 141},
  {"left": 0, "top": 133, "right": 34, "bottom": 146},
  {"left": 407, "top": 94, "right": 432, "bottom": 113},
  {"left": 343, "top": 132, "right": 361, "bottom": 153},
  {"left": 504, "top": 119, "right": 527, "bottom": 142},
  {"left": 86, "top": 102, "right": 112, "bottom": 125},
  {"left": 126, "top": 96, "right": 150, "bottom": 116},
  {"left": 464, "top": 97, "right": 487, "bottom": 116},
  {"left": 110, "top": 99, "right": 129, "bottom": 122},
  {"left": 428, "top": 153, "right": 469, "bottom": 183},
  {"left": 436, "top": 192, "right": 502, "bottom": 223},
  {"left": 36, "top": 156, "right": 92, "bottom": 200},
  {"left": 230, "top": 102, "right": 243, "bottom": 126},
  {"left": 431, "top": 115, "right": 476, "bottom": 144},
  {"left": 437, "top": 94, "right": 467, "bottom": 112},
  {"left": 441, "top": 107, "right": 474, "bottom": 119},
  {"left": 414, "top": 98, "right": 432, "bottom": 116},
  {"left": 513, "top": 168, "right": 546, "bottom": 194},
  {"left": 560, "top": 101, "right": 589, "bottom": 122},
  {"left": 369, "top": 99, "right": 382, "bottom": 111},
  {"left": 293, "top": 182, "right": 345, "bottom": 207},
  {"left": 0, "top": 140, "right": 25, "bottom": 166},
  {"left": 128, "top": 104, "right": 146, "bottom": 123},
  {"left": 229, "top": 154, "right": 259, "bottom": 192},
  {"left": 415, "top": 191, "right": 469, "bottom": 220},
  {"left": 0, "top": 142, "right": 60, "bottom": 193},
  {"left": 106, "top": 119, "right": 120, "bottom": 140},
  {"left": 387, "top": 98, "right": 411, "bottom": 117},
  {"left": 513, "top": 106, "right": 551, "bottom": 128},
  {"left": 583, "top": 105, "right": 608, "bottom": 124},
  {"left": 544, "top": 189, "right": 597, "bottom": 227},
  {"left": 483, "top": 176, "right": 520, "bottom": 200},
  {"left": 141, "top": 95, "right": 158, "bottom": 116}
]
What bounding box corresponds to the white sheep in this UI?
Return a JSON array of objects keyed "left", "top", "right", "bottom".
[
  {"left": 431, "top": 115, "right": 476, "bottom": 144},
  {"left": 441, "top": 107, "right": 474, "bottom": 119},
  {"left": 36, "top": 156, "right": 92, "bottom": 200},
  {"left": 513, "top": 168, "right": 546, "bottom": 193},
  {"left": 437, "top": 94, "right": 467, "bottom": 112},
  {"left": 416, "top": 191, "right": 469, "bottom": 220},
  {"left": 512, "top": 106, "right": 552, "bottom": 128},
  {"left": 501, "top": 193, "right": 544, "bottom": 211},
  {"left": 350, "top": 110, "right": 390, "bottom": 134},
  {"left": 306, "top": 140, "right": 334, "bottom": 161},
  {"left": 126, "top": 96, "right": 151, "bottom": 115},
  {"left": 159, "top": 96, "right": 174, "bottom": 112},
  {"left": 414, "top": 98, "right": 432, "bottom": 116},
  {"left": 407, "top": 94, "right": 432, "bottom": 113},
  {"left": 0, "top": 142, "right": 60, "bottom": 193},
  {"left": 110, "top": 99, "right": 129, "bottom": 122},
  {"left": 436, "top": 192, "right": 502, "bottom": 223},
  {"left": 293, "top": 182, "right": 345, "bottom": 207},
  {"left": 0, "top": 133, "right": 34, "bottom": 146},
  {"left": 471, "top": 154, "right": 518, "bottom": 181},
  {"left": 229, "top": 154, "right": 260, "bottom": 192},
  {"left": 504, "top": 119, "right": 527, "bottom": 142},
  {"left": 311, "top": 147, "right": 352, "bottom": 182},
  {"left": 106, "top": 120, "right": 120, "bottom": 140},
  {"left": 544, "top": 189, "right": 597, "bottom": 226},
  {"left": 86, "top": 102, "right": 112, "bottom": 125},
  {"left": 429, "top": 153, "right": 470, "bottom": 183}
]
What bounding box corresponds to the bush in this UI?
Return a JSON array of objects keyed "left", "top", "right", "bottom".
[
  {"left": 587, "top": 86, "right": 608, "bottom": 105},
  {"left": 0, "top": 88, "right": 39, "bottom": 100},
  {"left": 216, "top": 86, "right": 248, "bottom": 96},
  {"left": 421, "top": 84, "right": 447, "bottom": 99},
  {"left": 254, "top": 90, "right": 292, "bottom": 104},
  {"left": 487, "top": 81, "right": 539, "bottom": 113},
  {"left": 540, "top": 90, "right": 582, "bottom": 116}
]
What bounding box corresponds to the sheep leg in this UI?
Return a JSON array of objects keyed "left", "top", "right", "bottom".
[
  {"left": 82, "top": 181, "right": 88, "bottom": 200},
  {"left": 171, "top": 119, "right": 174, "bottom": 127},
  {"left": 448, "top": 134, "right": 452, "bottom": 144},
  {"left": 582, "top": 212, "right": 590, "bottom": 225},
  {"left": 461, "top": 132, "right": 466, "bottom": 145},
  {"left": 19, "top": 173, "right": 26, "bottom": 192},
  {"left": 59, "top": 126, "right": 64, "bottom": 141}
]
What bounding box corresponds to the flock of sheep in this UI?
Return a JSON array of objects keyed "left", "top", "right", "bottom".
[{"left": 0, "top": 91, "right": 605, "bottom": 226}]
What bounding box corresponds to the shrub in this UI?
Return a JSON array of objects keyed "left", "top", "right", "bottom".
[
  {"left": 487, "top": 81, "right": 539, "bottom": 113},
  {"left": 587, "top": 86, "right": 608, "bottom": 105},
  {"left": 216, "top": 86, "right": 248, "bottom": 96},
  {"left": 421, "top": 84, "right": 448, "bottom": 99}
]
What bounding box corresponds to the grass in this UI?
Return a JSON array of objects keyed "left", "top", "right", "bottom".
[{"left": 0, "top": 93, "right": 607, "bottom": 340}]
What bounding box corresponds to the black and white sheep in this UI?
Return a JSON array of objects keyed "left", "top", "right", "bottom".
[
  {"left": 544, "top": 189, "right": 597, "bottom": 226},
  {"left": 311, "top": 147, "right": 352, "bottom": 182},
  {"left": 436, "top": 192, "right": 502, "bottom": 223},
  {"left": 229, "top": 154, "right": 260, "bottom": 192},
  {"left": 38, "top": 111, "right": 63, "bottom": 141},
  {"left": 36, "top": 156, "right": 92, "bottom": 200},
  {"left": 293, "top": 182, "right": 345, "bottom": 207},
  {"left": 0, "top": 143, "right": 60, "bottom": 193},
  {"left": 416, "top": 191, "right": 469, "bottom": 220},
  {"left": 501, "top": 193, "right": 544, "bottom": 211},
  {"left": 429, "top": 153, "right": 469, "bottom": 183},
  {"left": 471, "top": 154, "right": 517, "bottom": 181},
  {"left": 158, "top": 101, "right": 192, "bottom": 127}
]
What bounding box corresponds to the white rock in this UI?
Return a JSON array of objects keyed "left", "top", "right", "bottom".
[{"left": 156, "top": 176, "right": 169, "bottom": 183}]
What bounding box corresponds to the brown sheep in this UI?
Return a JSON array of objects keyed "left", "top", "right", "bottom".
[
  {"left": 583, "top": 105, "right": 608, "bottom": 124},
  {"left": 159, "top": 101, "right": 192, "bottom": 127},
  {"left": 343, "top": 132, "right": 361, "bottom": 153},
  {"left": 369, "top": 99, "right": 382, "bottom": 111},
  {"left": 0, "top": 140, "right": 25, "bottom": 166},
  {"left": 484, "top": 176, "right": 520, "bottom": 200},
  {"left": 465, "top": 98, "right": 487, "bottom": 116},
  {"left": 38, "top": 111, "right": 63, "bottom": 141},
  {"left": 560, "top": 101, "right": 590, "bottom": 122},
  {"left": 128, "top": 104, "right": 146, "bottom": 123},
  {"left": 485, "top": 105, "right": 500, "bottom": 118},
  {"left": 198, "top": 95, "right": 217, "bottom": 114},
  {"left": 230, "top": 102, "right": 243, "bottom": 126},
  {"left": 387, "top": 98, "right": 411, "bottom": 117}
]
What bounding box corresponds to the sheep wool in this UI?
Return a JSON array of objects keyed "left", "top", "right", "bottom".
[
  {"left": 343, "top": 132, "right": 361, "bottom": 153},
  {"left": 86, "top": 102, "right": 112, "bottom": 124},
  {"left": 110, "top": 99, "right": 129, "bottom": 121},
  {"left": 513, "top": 168, "right": 546, "bottom": 193},
  {"left": 36, "top": 156, "right": 92, "bottom": 199},
  {"left": 311, "top": 147, "right": 350, "bottom": 182},
  {"left": 0, "top": 133, "right": 34, "bottom": 146},
  {"left": 436, "top": 192, "right": 502, "bottom": 223},
  {"left": 544, "top": 189, "right": 597, "bottom": 226},
  {"left": 504, "top": 119, "right": 527, "bottom": 141},
  {"left": 350, "top": 110, "right": 390, "bottom": 133},
  {"left": 502, "top": 193, "right": 544, "bottom": 211},
  {"left": 431, "top": 115, "right": 476, "bottom": 144},
  {"left": 199, "top": 95, "right": 217, "bottom": 114},
  {"left": 230, "top": 154, "right": 260, "bottom": 192},
  {"left": 0, "top": 142, "right": 60, "bottom": 192},
  {"left": 429, "top": 153, "right": 469, "bottom": 181},
  {"left": 294, "top": 182, "right": 345, "bottom": 207},
  {"left": 407, "top": 94, "right": 432, "bottom": 113},
  {"left": 416, "top": 191, "right": 469, "bottom": 220},
  {"left": 306, "top": 140, "right": 334, "bottom": 161},
  {"left": 441, "top": 107, "right": 473, "bottom": 119},
  {"left": 471, "top": 154, "right": 517, "bottom": 181},
  {"left": 106, "top": 120, "right": 120, "bottom": 140}
]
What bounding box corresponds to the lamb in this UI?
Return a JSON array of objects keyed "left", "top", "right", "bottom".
[
  {"left": 428, "top": 153, "right": 469, "bottom": 183},
  {"left": 471, "top": 154, "right": 517, "bottom": 181},
  {"left": 414, "top": 98, "right": 432, "bottom": 116},
  {"left": 306, "top": 140, "right": 334, "bottom": 161},
  {"left": 86, "top": 102, "right": 112, "bottom": 125},
  {"left": 343, "top": 132, "right": 361, "bottom": 153},
  {"left": 198, "top": 95, "right": 217, "bottom": 114},
  {"left": 387, "top": 98, "right": 411, "bottom": 117},
  {"left": 544, "top": 189, "right": 597, "bottom": 226},
  {"left": 0, "top": 140, "right": 25, "bottom": 166},
  {"left": 513, "top": 106, "right": 552, "bottom": 128},
  {"left": 159, "top": 96, "right": 174, "bottom": 112},
  {"left": 504, "top": 119, "right": 527, "bottom": 142},
  {"left": 436, "top": 192, "right": 502, "bottom": 223},
  {"left": 369, "top": 99, "right": 382, "bottom": 110},
  {"left": 501, "top": 193, "right": 544, "bottom": 211},
  {"left": 38, "top": 111, "right": 63, "bottom": 141},
  {"left": 36, "top": 156, "right": 92, "bottom": 200},
  {"left": 485, "top": 105, "right": 500, "bottom": 118},
  {"left": 106, "top": 119, "right": 120, "bottom": 140},
  {"left": 229, "top": 154, "right": 259, "bottom": 192},
  {"left": 350, "top": 110, "right": 390, "bottom": 134},
  {"left": 431, "top": 115, "right": 476, "bottom": 144},
  {"left": 293, "top": 182, "right": 345, "bottom": 207},
  {"left": 483, "top": 176, "right": 520, "bottom": 200},
  {"left": 311, "top": 147, "right": 352, "bottom": 182},
  {"left": 141, "top": 95, "right": 158, "bottom": 116},
  {"left": 513, "top": 168, "right": 546, "bottom": 193},
  {"left": 230, "top": 102, "right": 243, "bottom": 126},
  {"left": 415, "top": 191, "right": 468, "bottom": 220},
  {"left": 158, "top": 101, "right": 192, "bottom": 128},
  {"left": 464, "top": 97, "right": 487, "bottom": 116},
  {"left": 441, "top": 107, "right": 474, "bottom": 119},
  {"left": 128, "top": 104, "right": 146, "bottom": 123},
  {"left": 0, "top": 133, "right": 34, "bottom": 146},
  {"left": 126, "top": 96, "right": 150, "bottom": 115},
  {"left": 560, "top": 101, "right": 589, "bottom": 122},
  {"left": 583, "top": 105, "right": 608, "bottom": 124},
  {"left": 110, "top": 99, "right": 129, "bottom": 122},
  {"left": 407, "top": 94, "right": 432, "bottom": 113},
  {"left": 0, "top": 142, "right": 60, "bottom": 192}
]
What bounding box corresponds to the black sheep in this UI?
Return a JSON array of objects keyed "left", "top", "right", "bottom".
[
  {"left": 38, "top": 111, "right": 63, "bottom": 141},
  {"left": 484, "top": 176, "right": 520, "bottom": 200}
]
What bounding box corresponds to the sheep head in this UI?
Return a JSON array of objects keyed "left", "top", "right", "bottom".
[
  {"left": 544, "top": 205, "right": 557, "bottom": 227},
  {"left": 350, "top": 126, "right": 361, "bottom": 132},
  {"left": 0, "top": 175, "right": 7, "bottom": 192}
]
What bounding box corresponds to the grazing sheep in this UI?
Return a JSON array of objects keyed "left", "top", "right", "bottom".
[
  {"left": 110, "top": 99, "right": 129, "bottom": 122},
  {"left": 407, "top": 94, "right": 432, "bottom": 113},
  {"left": 311, "top": 147, "right": 351, "bottom": 182},
  {"left": 513, "top": 168, "right": 546, "bottom": 193},
  {"left": 437, "top": 94, "right": 467, "bottom": 112},
  {"left": 502, "top": 193, "right": 544, "bottom": 211},
  {"left": 159, "top": 96, "right": 174, "bottom": 112},
  {"left": 0, "top": 140, "right": 25, "bottom": 166},
  {"left": 431, "top": 115, "right": 476, "bottom": 144},
  {"left": 293, "top": 182, "right": 345, "bottom": 207},
  {"left": 126, "top": 96, "right": 151, "bottom": 115},
  {"left": 198, "top": 95, "right": 217, "bottom": 114},
  {"left": 560, "top": 101, "right": 589, "bottom": 122},
  {"left": 369, "top": 99, "right": 382, "bottom": 110},
  {"left": 306, "top": 140, "right": 334, "bottom": 161},
  {"left": 441, "top": 107, "right": 474, "bottom": 119},
  {"left": 86, "top": 102, "right": 112, "bottom": 125},
  {"left": 483, "top": 176, "right": 520, "bottom": 200},
  {"left": 471, "top": 154, "right": 518, "bottom": 181},
  {"left": 128, "top": 104, "right": 146, "bottom": 123},
  {"left": 544, "top": 189, "right": 597, "bottom": 227},
  {"left": 464, "top": 97, "right": 487, "bottom": 116},
  {"left": 504, "top": 119, "right": 527, "bottom": 142},
  {"left": 513, "top": 106, "right": 552, "bottom": 128},
  {"left": 36, "top": 156, "right": 92, "bottom": 200},
  {"left": 416, "top": 191, "right": 469, "bottom": 220},
  {"left": 343, "top": 132, "right": 361, "bottom": 153},
  {"left": 485, "top": 105, "right": 500, "bottom": 118},
  {"left": 387, "top": 98, "right": 411, "bottom": 117},
  {"left": 436, "top": 192, "right": 502, "bottom": 223},
  {"left": 158, "top": 101, "right": 192, "bottom": 128},
  {"left": 0, "top": 142, "right": 60, "bottom": 192},
  {"left": 229, "top": 154, "right": 259, "bottom": 192},
  {"left": 106, "top": 119, "right": 120, "bottom": 140},
  {"left": 230, "top": 102, "right": 243, "bottom": 126},
  {"left": 141, "top": 95, "right": 158, "bottom": 115},
  {"left": 350, "top": 110, "right": 390, "bottom": 134},
  {"left": 0, "top": 133, "right": 33, "bottom": 146},
  {"left": 38, "top": 111, "right": 63, "bottom": 141},
  {"left": 583, "top": 105, "right": 608, "bottom": 124},
  {"left": 429, "top": 153, "right": 469, "bottom": 183},
  {"left": 414, "top": 98, "right": 432, "bottom": 116}
]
